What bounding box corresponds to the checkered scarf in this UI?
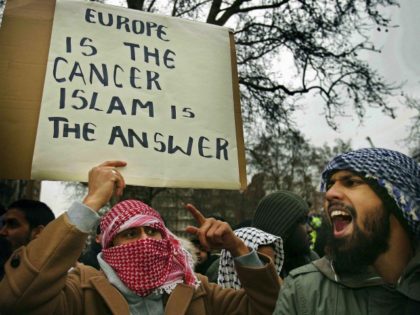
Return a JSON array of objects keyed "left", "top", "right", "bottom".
[
  {"left": 100, "top": 200, "right": 199, "bottom": 296},
  {"left": 321, "top": 148, "right": 420, "bottom": 239},
  {"left": 217, "top": 227, "right": 284, "bottom": 289}
]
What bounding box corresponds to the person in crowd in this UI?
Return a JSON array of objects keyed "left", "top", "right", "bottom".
[
  {"left": 307, "top": 212, "right": 322, "bottom": 249},
  {"left": 252, "top": 191, "right": 319, "bottom": 277},
  {"left": 177, "top": 235, "right": 199, "bottom": 267},
  {"left": 274, "top": 147, "right": 420, "bottom": 315},
  {"left": 217, "top": 226, "right": 284, "bottom": 289},
  {"left": 78, "top": 224, "right": 102, "bottom": 270},
  {"left": 192, "top": 237, "right": 219, "bottom": 275},
  {"left": 312, "top": 212, "right": 330, "bottom": 257},
  {"left": 0, "top": 199, "right": 55, "bottom": 279},
  {"left": 204, "top": 218, "right": 253, "bottom": 282},
  {"left": 0, "top": 161, "right": 280, "bottom": 315}
]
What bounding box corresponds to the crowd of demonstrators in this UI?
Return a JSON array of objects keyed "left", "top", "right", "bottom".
[
  {"left": 217, "top": 227, "right": 284, "bottom": 289},
  {"left": 252, "top": 191, "right": 319, "bottom": 278},
  {"left": 0, "top": 199, "right": 55, "bottom": 279},
  {"left": 1, "top": 147, "right": 418, "bottom": 315},
  {"left": 274, "top": 148, "right": 420, "bottom": 315},
  {"left": 0, "top": 161, "right": 280, "bottom": 315},
  {"left": 206, "top": 191, "right": 318, "bottom": 282}
]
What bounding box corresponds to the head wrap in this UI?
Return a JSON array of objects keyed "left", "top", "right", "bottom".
[
  {"left": 217, "top": 227, "right": 284, "bottom": 289},
  {"left": 100, "top": 200, "right": 199, "bottom": 296},
  {"left": 321, "top": 148, "right": 420, "bottom": 239},
  {"left": 252, "top": 191, "right": 309, "bottom": 240}
]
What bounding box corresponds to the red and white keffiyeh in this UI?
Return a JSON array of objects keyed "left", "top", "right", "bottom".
[{"left": 100, "top": 200, "right": 198, "bottom": 296}]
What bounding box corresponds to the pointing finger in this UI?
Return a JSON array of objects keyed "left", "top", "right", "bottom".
[{"left": 185, "top": 203, "right": 206, "bottom": 225}]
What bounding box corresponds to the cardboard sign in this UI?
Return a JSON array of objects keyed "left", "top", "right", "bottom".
[{"left": 0, "top": 0, "right": 246, "bottom": 190}]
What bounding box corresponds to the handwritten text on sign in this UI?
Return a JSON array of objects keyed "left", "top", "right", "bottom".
[{"left": 31, "top": 0, "right": 242, "bottom": 189}]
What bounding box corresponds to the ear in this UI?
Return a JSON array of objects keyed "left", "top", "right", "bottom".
[{"left": 30, "top": 225, "right": 45, "bottom": 240}]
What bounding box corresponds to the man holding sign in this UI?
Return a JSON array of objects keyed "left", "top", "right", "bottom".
[{"left": 0, "top": 161, "right": 280, "bottom": 315}]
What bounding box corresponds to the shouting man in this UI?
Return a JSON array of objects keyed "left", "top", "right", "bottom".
[{"left": 274, "top": 148, "right": 420, "bottom": 315}]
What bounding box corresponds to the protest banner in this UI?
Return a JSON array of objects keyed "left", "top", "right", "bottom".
[{"left": 0, "top": 0, "right": 246, "bottom": 190}]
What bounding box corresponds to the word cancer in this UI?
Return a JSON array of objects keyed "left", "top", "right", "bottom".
[{"left": 53, "top": 57, "right": 163, "bottom": 90}]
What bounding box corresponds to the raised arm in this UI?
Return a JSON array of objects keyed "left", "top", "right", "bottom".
[
  {"left": 184, "top": 203, "right": 281, "bottom": 315},
  {"left": 0, "top": 161, "right": 126, "bottom": 315},
  {"left": 83, "top": 160, "right": 127, "bottom": 211}
]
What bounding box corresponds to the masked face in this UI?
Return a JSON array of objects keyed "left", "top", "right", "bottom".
[
  {"left": 100, "top": 200, "right": 198, "bottom": 296},
  {"left": 324, "top": 170, "right": 390, "bottom": 272}
]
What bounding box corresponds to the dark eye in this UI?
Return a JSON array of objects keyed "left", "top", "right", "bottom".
[
  {"left": 343, "top": 177, "right": 364, "bottom": 187},
  {"left": 326, "top": 180, "right": 334, "bottom": 191},
  {"left": 121, "top": 228, "right": 139, "bottom": 239},
  {"left": 144, "top": 227, "right": 158, "bottom": 236},
  {"left": 5, "top": 219, "right": 20, "bottom": 229}
]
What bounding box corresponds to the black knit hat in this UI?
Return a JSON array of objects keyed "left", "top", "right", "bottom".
[{"left": 252, "top": 191, "right": 309, "bottom": 240}]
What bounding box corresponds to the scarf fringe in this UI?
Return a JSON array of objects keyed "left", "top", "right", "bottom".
[{"left": 153, "top": 277, "right": 201, "bottom": 295}]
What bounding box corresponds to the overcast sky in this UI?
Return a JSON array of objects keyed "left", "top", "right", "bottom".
[{"left": 294, "top": 1, "right": 419, "bottom": 155}]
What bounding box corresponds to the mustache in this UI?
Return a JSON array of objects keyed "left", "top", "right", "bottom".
[{"left": 327, "top": 200, "right": 357, "bottom": 218}]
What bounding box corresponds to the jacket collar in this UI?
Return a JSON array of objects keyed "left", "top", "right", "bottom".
[
  {"left": 78, "top": 264, "right": 206, "bottom": 315},
  {"left": 397, "top": 244, "right": 420, "bottom": 301},
  {"left": 78, "top": 266, "right": 130, "bottom": 315},
  {"left": 314, "top": 244, "right": 420, "bottom": 295},
  {"left": 313, "top": 257, "right": 384, "bottom": 288},
  {"left": 82, "top": 272, "right": 198, "bottom": 315},
  {"left": 164, "top": 284, "right": 195, "bottom": 315},
  {"left": 91, "top": 276, "right": 131, "bottom": 315}
]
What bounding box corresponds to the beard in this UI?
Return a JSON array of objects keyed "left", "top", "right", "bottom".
[{"left": 326, "top": 203, "right": 390, "bottom": 274}]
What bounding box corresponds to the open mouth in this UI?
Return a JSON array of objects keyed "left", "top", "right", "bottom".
[{"left": 330, "top": 210, "right": 353, "bottom": 238}]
